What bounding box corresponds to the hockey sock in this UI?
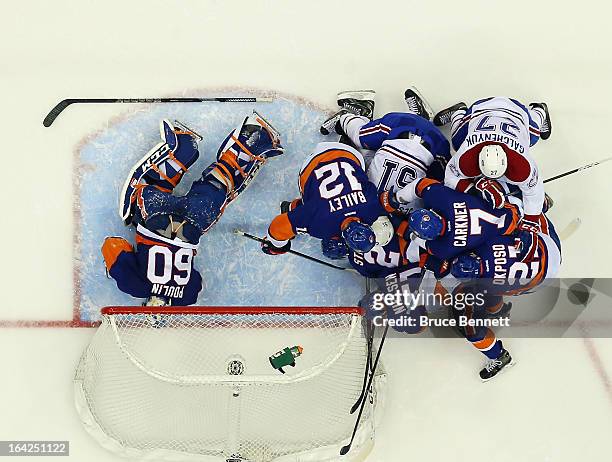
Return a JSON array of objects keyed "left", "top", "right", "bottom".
[
  {"left": 449, "top": 109, "right": 468, "bottom": 139},
  {"left": 339, "top": 113, "right": 369, "bottom": 148},
  {"left": 469, "top": 329, "right": 503, "bottom": 359}
]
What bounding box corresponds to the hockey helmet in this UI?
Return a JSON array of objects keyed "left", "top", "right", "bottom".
[
  {"left": 342, "top": 220, "right": 376, "bottom": 253},
  {"left": 321, "top": 237, "right": 349, "bottom": 260},
  {"left": 371, "top": 216, "right": 394, "bottom": 247},
  {"left": 479, "top": 145, "right": 507, "bottom": 179},
  {"left": 409, "top": 208, "right": 444, "bottom": 240},
  {"left": 451, "top": 253, "right": 483, "bottom": 279}
]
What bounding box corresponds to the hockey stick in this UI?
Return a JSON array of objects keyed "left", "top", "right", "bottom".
[
  {"left": 542, "top": 156, "right": 612, "bottom": 184},
  {"left": 233, "top": 229, "right": 359, "bottom": 273},
  {"left": 351, "top": 278, "right": 375, "bottom": 414},
  {"left": 559, "top": 217, "right": 581, "bottom": 241},
  {"left": 43, "top": 97, "right": 274, "bottom": 127},
  {"left": 340, "top": 321, "right": 389, "bottom": 456},
  {"left": 506, "top": 157, "right": 612, "bottom": 198}
]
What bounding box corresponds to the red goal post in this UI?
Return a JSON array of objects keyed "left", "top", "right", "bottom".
[
  {"left": 75, "top": 305, "right": 385, "bottom": 462},
  {"left": 101, "top": 305, "right": 364, "bottom": 316}
]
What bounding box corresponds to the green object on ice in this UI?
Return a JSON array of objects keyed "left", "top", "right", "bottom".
[{"left": 269, "top": 346, "right": 303, "bottom": 373}]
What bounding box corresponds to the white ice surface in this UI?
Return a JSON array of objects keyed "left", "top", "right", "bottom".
[{"left": 1, "top": 0, "right": 612, "bottom": 461}]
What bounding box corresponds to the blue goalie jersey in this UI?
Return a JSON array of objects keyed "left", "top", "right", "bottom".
[{"left": 102, "top": 224, "right": 203, "bottom": 305}]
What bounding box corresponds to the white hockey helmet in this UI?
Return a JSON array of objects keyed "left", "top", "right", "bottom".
[
  {"left": 478, "top": 145, "right": 507, "bottom": 179},
  {"left": 371, "top": 216, "right": 394, "bottom": 247}
]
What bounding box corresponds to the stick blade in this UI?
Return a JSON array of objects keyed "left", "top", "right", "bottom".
[
  {"left": 339, "top": 444, "right": 351, "bottom": 456},
  {"left": 43, "top": 99, "right": 74, "bottom": 127},
  {"left": 559, "top": 217, "right": 581, "bottom": 241}
]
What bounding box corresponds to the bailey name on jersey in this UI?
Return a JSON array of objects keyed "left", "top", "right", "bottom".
[{"left": 328, "top": 191, "right": 368, "bottom": 212}]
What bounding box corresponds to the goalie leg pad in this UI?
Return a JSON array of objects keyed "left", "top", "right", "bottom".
[
  {"left": 135, "top": 182, "right": 228, "bottom": 243},
  {"left": 209, "top": 111, "right": 283, "bottom": 204},
  {"left": 119, "top": 119, "right": 200, "bottom": 224}
]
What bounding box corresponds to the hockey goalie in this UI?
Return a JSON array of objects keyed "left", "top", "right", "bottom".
[{"left": 101, "top": 113, "right": 283, "bottom": 306}]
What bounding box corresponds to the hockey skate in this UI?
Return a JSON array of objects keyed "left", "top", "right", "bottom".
[
  {"left": 433, "top": 102, "right": 468, "bottom": 126},
  {"left": 479, "top": 348, "right": 515, "bottom": 381},
  {"left": 404, "top": 87, "right": 434, "bottom": 120},
  {"left": 320, "top": 90, "right": 375, "bottom": 135},
  {"left": 529, "top": 102, "right": 552, "bottom": 140},
  {"left": 210, "top": 111, "right": 283, "bottom": 204},
  {"left": 119, "top": 119, "right": 201, "bottom": 225}
]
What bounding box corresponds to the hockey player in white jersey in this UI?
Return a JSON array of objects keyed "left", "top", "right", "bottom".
[
  {"left": 320, "top": 88, "right": 451, "bottom": 213},
  {"left": 433, "top": 96, "right": 552, "bottom": 262}
]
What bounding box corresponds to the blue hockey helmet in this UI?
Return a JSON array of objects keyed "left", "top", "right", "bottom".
[
  {"left": 321, "top": 237, "right": 349, "bottom": 260},
  {"left": 451, "top": 254, "right": 483, "bottom": 279},
  {"left": 409, "top": 208, "right": 444, "bottom": 240},
  {"left": 342, "top": 220, "right": 376, "bottom": 253}
]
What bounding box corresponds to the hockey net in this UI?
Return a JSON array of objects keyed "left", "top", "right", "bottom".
[{"left": 74, "top": 306, "right": 386, "bottom": 462}]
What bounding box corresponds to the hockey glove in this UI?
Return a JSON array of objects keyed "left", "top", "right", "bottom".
[
  {"left": 474, "top": 177, "right": 505, "bottom": 209},
  {"left": 261, "top": 239, "right": 291, "bottom": 256},
  {"left": 380, "top": 190, "right": 401, "bottom": 214},
  {"left": 280, "top": 201, "right": 292, "bottom": 214},
  {"left": 422, "top": 254, "right": 451, "bottom": 279},
  {"left": 426, "top": 155, "right": 448, "bottom": 182},
  {"left": 514, "top": 218, "right": 540, "bottom": 262}
]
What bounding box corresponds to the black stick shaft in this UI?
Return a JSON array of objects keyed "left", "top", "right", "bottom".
[
  {"left": 507, "top": 156, "right": 612, "bottom": 198},
  {"left": 234, "top": 229, "right": 357, "bottom": 273},
  {"left": 543, "top": 156, "right": 612, "bottom": 184},
  {"left": 43, "top": 96, "right": 272, "bottom": 127},
  {"left": 340, "top": 322, "right": 389, "bottom": 456}
]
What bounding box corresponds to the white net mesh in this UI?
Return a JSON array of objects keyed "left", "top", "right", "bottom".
[{"left": 75, "top": 307, "right": 383, "bottom": 462}]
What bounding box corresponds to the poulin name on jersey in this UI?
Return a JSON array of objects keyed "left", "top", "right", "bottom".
[
  {"left": 328, "top": 191, "right": 368, "bottom": 212},
  {"left": 453, "top": 202, "right": 469, "bottom": 247},
  {"left": 150, "top": 283, "right": 186, "bottom": 299}
]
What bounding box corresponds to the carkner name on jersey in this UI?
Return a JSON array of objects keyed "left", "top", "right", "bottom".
[{"left": 398, "top": 178, "right": 521, "bottom": 261}]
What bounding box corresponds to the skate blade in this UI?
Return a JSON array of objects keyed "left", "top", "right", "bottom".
[
  {"left": 252, "top": 110, "right": 282, "bottom": 147},
  {"left": 337, "top": 89, "right": 376, "bottom": 102},
  {"left": 480, "top": 358, "right": 517, "bottom": 383},
  {"left": 173, "top": 119, "right": 203, "bottom": 141}
]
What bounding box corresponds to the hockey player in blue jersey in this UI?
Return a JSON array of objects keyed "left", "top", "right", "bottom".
[
  {"left": 262, "top": 141, "right": 388, "bottom": 256},
  {"left": 102, "top": 113, "right": 283, "bottom": 306},
  {"left": 384, "top": 177, "right": 521, "bottom": 262},
  {"left": 443, "top": 213, "right": 562, "bottom": 381}
]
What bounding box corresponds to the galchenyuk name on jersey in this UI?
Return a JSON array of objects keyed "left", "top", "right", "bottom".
[
  {"left": 453, "top": 202, "right": 469, "bottom": 247},
  {"left": 151, "top": 283, "right": 185, "bottom": 299},
  {"left": 463, "top": 132, "right": 525, "bottom": 154},
  {"left": 328, "top": 191, "right": 368, "bottom": 212}
]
